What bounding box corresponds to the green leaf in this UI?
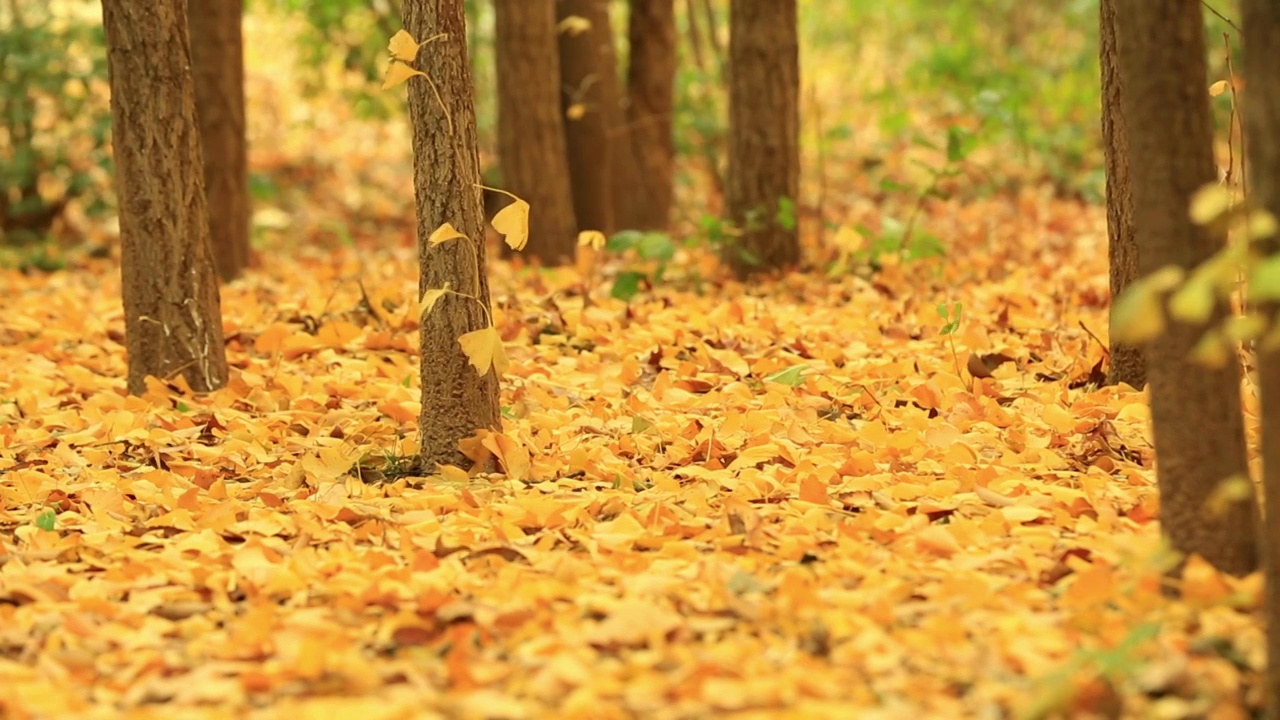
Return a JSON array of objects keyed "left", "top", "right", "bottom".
[
  {"left": 1249, "top": 253, "right": 1280, "bottom": 301},
  {"left": 776, "top": 197, "right": 797, "bottom": 231},
  {"left": 631, "top": 415, "right": 654, "bottom": 433},
  {"left": 611, "top": 271, "right": 646, "bottom": 302},
  {"left": 1110, "top": 266, "right": 1185, "bottom": 345},
  {"left": 764, "top": 365, "right": 809, "bottom": 387},
  {"left": 35, "top": 509, "right": 56, "bottom": 532},
  {"left": 606, "top": 230, "right": 643, "bottom": 253},
  {"left": 635, "top": 232, "right": 676, "bottom": 262}
]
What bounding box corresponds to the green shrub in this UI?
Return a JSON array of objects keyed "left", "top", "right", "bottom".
[{"left": 0, "top": 1, "right": 112, "bottom": 247}]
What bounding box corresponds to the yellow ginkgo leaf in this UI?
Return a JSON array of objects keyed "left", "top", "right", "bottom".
[
  {"left": 557, "top": 15, "right": 592, "bottom": 36},
  {"left": 428, "top": 222, "right": 468, "bottom": 245},
  {"left": 1189, "top": 183, "right": 1232, "bottom": 225},
  {"left": 492, "top": 199, "right": 531, "bottom": 251},
  {"left": 419, "top": 283, "right": 450, "bottom": 317},
  {"left": 382, "top": 61, "right": 426, "bottom": 90},
  {"left": 1208, "top": 79, "right": 1230, "bottom": 97},
  {"left": 566, "top": 103, "right": 587, "bottom": 121},
  {"left": 578, "top": 230, "right": 606, "bottom": 250},
  {"left": 388, "top": 30, "right": 422, "bottom": 62},
  {"left": 458, "top": 326, "right": 510, "bottom": 377}
]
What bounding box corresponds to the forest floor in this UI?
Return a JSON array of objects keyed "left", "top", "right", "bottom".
[{"left": 0, "top": 9, "right": 1266, "bottom": 720}]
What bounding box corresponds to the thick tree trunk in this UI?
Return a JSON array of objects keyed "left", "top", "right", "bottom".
[
  {"left": 494, "top": 0, "right": 578, "bottom": 265},
  {"left": 403, "top": 0, "right": 501, "bottom": 469},
  {"left": 1241, "top": 0, "right": 1280, "bottom": 709},
  {"left": 724, "top": 0, "right": 800, "bottom": 278},
  {"left": 1100, "top": 0, "right": 1144, "bottom": 389},
  {"left": 1116, "top": 0, "right": 1257, "bottom": 577},
  {"left": 102, "top": 0, "right": 228, "bottom": 395},
  {"left": 189, "top": 0, "right": 251, "bottom": 283},
  {"left": 622, "top": 0, "right": 677, "bottom": 230},
  {"left": 558, "top": 0, "right": 638, "bottom": 235}
]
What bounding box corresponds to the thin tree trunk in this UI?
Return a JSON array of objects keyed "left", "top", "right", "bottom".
[
  {"left": 403, "top": 0, "right": 501, "bottom": 469},
  {"left": 1241, "top": 0, "right": 1280, "bottom": 709},
  {"left": 558, "top": 0, "right": 641, "bottom": 235},
  {"left": 623, "top": 0, "right": 677, "bottom": 230},
  {"left": 189, "top": 0, "right": 251, "bottom": 283},
  {"left": 494, "top": 0, "right": 578, "bottom": 265},
  {"left": 1100, "top": 0, "right": 1144, "bottom": 389},
  {"left": 102, "top": 0, "right": 228, "bottom": 395},
  {"left": 1116, "top": 0, "right": 1258, "bottom": 577},
  {"left": 724, "top": 0, "right": 800, "bottom": 278}
]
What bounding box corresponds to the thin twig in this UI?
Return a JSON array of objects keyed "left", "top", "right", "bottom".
[{"left": 1201, "top": 1, "right": 1241, "bottom": 33}]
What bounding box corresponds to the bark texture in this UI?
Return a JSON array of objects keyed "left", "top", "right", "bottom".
[
  {"left": 1100, "top": 0, "right": 1145, "bottom": 389},
  {"left": 495, "top": 0, "right": 578, "bottom": 265},
  {"left": 558, "top": 0, "right": 635, "bottom": 235},
  {"left": 724, "top": 0, "right": 800, "bottom": 278},
  {"left": 1241, "top": 0, "right": 1280, "bottom": 708},
  {"left": 1116, "top": 0, "right": 1257, "bottom": 576},
  {"left": 403, "top": 0, "right": 501, "bottom": 469},
  {"left": 102, "top": 0, "right": 228, "bottom": 395},
  {"left": 189, "top": 0, "right": 251, "bottom": 282},
  {"left": 622, "top": 0, "right": 677, "bottom": 229}
]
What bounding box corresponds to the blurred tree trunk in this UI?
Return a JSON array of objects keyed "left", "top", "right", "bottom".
[
  {"left": 1116, "top": 0, "right": 1258, "bottom": 577},
  {"left": 101, "top": 0, "right": 228, "bottom": 395},
  {"left": 724, "top": 0, "right": 800, "bottom": 278},
  {"left": 621, "top": 0, "right": 677, "bottom": 229},
  {"left": 557, "top": 0, "right": 640, "bottom": 235},
  {"left": 494, "top": 0, "right": 578, "bottom": 265},
  {"left": 1241, "top": 0, "right": 1280, "bottom": 708},
  {"left": 189, "top": 0, "right": 250, "bottom": 283},
  {"left": 1099, "top": 0, "right": 1144, "bottom": 388},
  {"left": 403, "top": 0, "right": 501, "bottom": 470}
]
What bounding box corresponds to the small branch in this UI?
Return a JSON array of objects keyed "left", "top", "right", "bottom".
[{"left": 1201, "top": 2, "right": 1240, "bottom": 33}]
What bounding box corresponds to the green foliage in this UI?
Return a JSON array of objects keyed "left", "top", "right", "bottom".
[
  {"left": 819, "top": 0, "right": 1101, "bottom": 197},
  {"left": 35, "top": 508, "right": 56, "bottom": 532},
  {"left": 1111, "top": 185, "right": 1279, "bottom": 367},
  {"left": 606, "top": 230, "right": 678, "bottom": 301},
  {"left": 0, "top": 1, "right": 112, "bottom": 246},
  {"left": 764, "top": 365, "right": 809, "bottom": 387}
]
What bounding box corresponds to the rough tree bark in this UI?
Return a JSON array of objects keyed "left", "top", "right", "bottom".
[
  {"left": 102, "top": 0, "right": 228, "bottom": 395},
  {"left": 622, "top": 0, "right": 677, "bottom": 230},
  {"left": 1100, "top": 0, "right": 1145, "bottom": 389},
  {"left": 1241, "top": 0, "right": 1280, "bottom": 708},
  {"left": 494, "top": 0, "right": 578, "bottom": 265},
  {"left": 189, "top": 0, "right": 251, "bottom": 283},
  {"left": 1115, "top": 0, "right": 1258, "bottom": 577},
  {"left": 724, "top": 0, "right": 800, "bottom": 278},
  {"left": 403, "top": 0, "right": 501, "bottom": 469}
]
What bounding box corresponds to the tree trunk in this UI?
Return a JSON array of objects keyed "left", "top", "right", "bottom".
[
  {"left": 403, "top": 0, "right": 501, "bottom": 469},
  {"left": 1115, "top": 0, "right": 1258, "bottom": 577},
  {"left": 558, "top": 0, "right": 636, "bottom": 235},
  {"left": 1241, "top": 0, "right": 1280, "bottom": 708},
  {"left": 494, "top": 0, "right": 578, "bottom": 265},
  {"left": 622, "top": 0, "right": 677, "bottom": 230},
  {"left": 724, "top": 0, "right": 800, "bottom": 278},
  {"left": 102, "top": 0, "right": 228, "bottom": 395},
  {"left": 189, "top": 0, "right": 251, "bottom": 283},
  {"left": 1100, "top": 0, "right": 1144, "bottom": 389}
]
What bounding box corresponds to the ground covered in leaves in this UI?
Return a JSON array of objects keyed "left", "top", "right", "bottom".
[{"left": 0, "top": 11, "right": 1269, "bottom": 720}]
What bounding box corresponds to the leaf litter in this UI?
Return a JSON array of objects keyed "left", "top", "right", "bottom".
[{"left": 0, "top": 15, "right": 1268, "bottom": 720}]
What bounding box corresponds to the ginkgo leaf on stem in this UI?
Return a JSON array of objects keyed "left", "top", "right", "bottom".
[
  {"left": 388, "top": 30, "right": 423, "bottom": 62},
  {"left": 419, "top": 283, "right": 450, "bottom": 317},
  {"left": 382, "top": 62, "right": 425, "bottom": 90},
  {"left": 458, "top": 326, "right": 510, "bottom": 377},
  {"left": 428, "top": 223, "right": 468, "bottom": 245},
  {"left": 491, "top": 198, "right": 530, "bottom": 251}
]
